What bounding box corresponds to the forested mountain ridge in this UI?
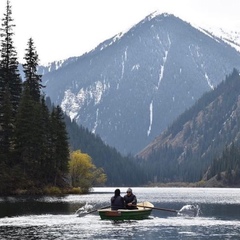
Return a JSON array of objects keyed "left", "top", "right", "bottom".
[
  {"left": 137, "top": 69, "right": 240, "bottom": 183},
  {"left": 42, "top": 12, "right": 240, "bottom": 155},
  {"left": 65, "top": 115, "right": 147, "bottom": 186}
]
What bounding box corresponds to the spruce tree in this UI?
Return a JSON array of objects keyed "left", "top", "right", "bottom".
[
  {"left": 35, "top": 97, "right": 52, "bottom": 184},
  {"left": 0, "top": 87, "right": 13, "bottom": 158},
  {"left": 23, "top": 38, "right": 43, "bottom": 102},
  {"left": 50, "top": 106, "right": 69, "bottom": 186},
  {"left": 14, "top": 86, "right": 36, "bottom": 171},
  {"left": 14, "top": 37, "right": 49, "bottom": 186},
  {"left": 0, "top": 0, "right": 22, "bottom": 158}
]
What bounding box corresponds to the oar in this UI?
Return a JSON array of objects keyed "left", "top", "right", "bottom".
[
  {"left": 77, "top": 205, "right": 111, "bottom": 217},
  {"left": 136, "top": 204, "right": 178, "bottom": 213}
]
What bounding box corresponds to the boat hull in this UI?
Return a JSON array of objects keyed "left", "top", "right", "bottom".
[{"left": 98, "top": 201, "right": 153, "bottom": 220}]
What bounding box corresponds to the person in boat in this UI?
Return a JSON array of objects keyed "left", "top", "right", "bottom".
[
  {"left": 124, "top": 188, "right": 137, "bottom": 209},
  {"left": 111, "top": 189, "right": 124, "bottom": 210}
]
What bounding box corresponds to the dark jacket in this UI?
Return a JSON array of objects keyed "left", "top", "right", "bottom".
[
  {"left": 111, "top": 195, "right": 124, "bottom": 210},
  {"left": 124, "top": 193, "right": 137, "bottom": 209}
]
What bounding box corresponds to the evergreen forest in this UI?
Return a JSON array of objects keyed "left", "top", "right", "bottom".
[
  {"left": 207, "top": 143, "right": 240, "bottom": 185},
  {"left": 0, "top": 2, "right": 70, "bottom": 194}
]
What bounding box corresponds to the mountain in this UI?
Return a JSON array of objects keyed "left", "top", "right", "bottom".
[
  {"left": 41, "top": 12, "right": 240, "bottom": 155},
  {"left": 137, "top": 69, "right": 240, "bottom": 183}
]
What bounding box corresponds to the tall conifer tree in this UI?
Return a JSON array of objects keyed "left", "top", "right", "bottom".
[
  {"left": 0, "top": 0, "right": 22, "bottom": 159},
  {"left": 23, "top": 38, "right": 43, "bottom": 102},
  {"left": 14, "top": 86, "right": 36, "bottom": 170},
  {"left": 50, "top": 106, "right": 69, "bottom": 185},
  {"left": 14, "top": 38, "right": 47, "bottom": 185}
]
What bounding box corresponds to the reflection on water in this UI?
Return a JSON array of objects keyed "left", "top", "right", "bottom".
[
  {"left": 0, "top": 188, "right": 240, "bottom": 239},
  {"left": 1, "top": 214, "right": 240, "bottom": 239}
]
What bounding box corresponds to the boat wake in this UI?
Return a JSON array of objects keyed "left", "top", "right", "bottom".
[{"left": 177, "top": 204, "right": 200, "bottom": 217}]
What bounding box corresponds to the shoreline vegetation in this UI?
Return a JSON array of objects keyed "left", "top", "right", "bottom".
[
  {"left": 3, "top": 177, "right": 239, "bottom": 197},
  {"left": 148, "top": 178, "right": 240, "bottom": 188},
  {"left": 1, "top": 186, "right": 88, "bottom": 197}
]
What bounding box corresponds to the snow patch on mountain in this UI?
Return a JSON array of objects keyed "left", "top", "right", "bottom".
[
  {"left": 196, "top": 24, "right": 240, "bottom": 52},
  {"left": 61, "top": 80, "right": 109, "bottom": 120},
  {"left": 61, "top": 90, "right": 80, "bottom": 119},
  {"left": 205, "top": 72, "right": 214, "bottom": 89},
  {"left": 147, "top": 100, "right": 153, "bottom": 136},
  {"left": 209, "top": 27, "right": 240, "bottom": 52},
  {"left": 92, "top": 108, "right": 99, "bottom": 134},
  {"left": 147, "top": 11, "right": 170, "bottom": 22}
]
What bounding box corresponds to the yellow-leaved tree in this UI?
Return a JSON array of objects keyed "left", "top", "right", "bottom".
[{"left": 69, "top": 150, "right": 107, "bottom": 193}]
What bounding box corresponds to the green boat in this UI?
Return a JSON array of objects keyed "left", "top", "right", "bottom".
[{"left": 98, "top": 201, "right": 154, "bottom": 220}]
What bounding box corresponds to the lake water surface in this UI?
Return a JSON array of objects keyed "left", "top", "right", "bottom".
[{"left": 0, "top": 187, "right": 240, "bottom": 239}]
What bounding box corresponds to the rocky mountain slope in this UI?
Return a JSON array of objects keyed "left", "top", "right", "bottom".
[
  {"left": 137, "top": 69, "right": 240, "bottom": 183},
  {"left": 41, "top": 12, "right": 240, "bottom": 155}
]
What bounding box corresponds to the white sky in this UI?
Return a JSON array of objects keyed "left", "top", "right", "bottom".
[{"left": 0, "top": 0, "right": 240, "bottom": 65}]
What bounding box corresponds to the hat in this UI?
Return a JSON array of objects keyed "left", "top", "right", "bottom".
[{"left": 126, "top": 188, "right": 132, "bottom": 193}]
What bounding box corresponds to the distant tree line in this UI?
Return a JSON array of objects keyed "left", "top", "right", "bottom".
[{"left": 207, "top": 143, "right": 240, "bottom": 185}]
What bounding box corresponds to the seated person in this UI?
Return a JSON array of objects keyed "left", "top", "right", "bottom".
[
  {"left": 111, "top": 189, "right": 124, "bottom": 210},
  {"left": 124, "top": 188, "right": 137, "bottom": 209}
]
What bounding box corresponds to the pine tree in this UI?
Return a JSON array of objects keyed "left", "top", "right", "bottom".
[
  {"left": 49, "top": 106, "right": 69, "bottom": 186},
  {"left": 23, "top": 38, "right": 43, "bottom": 102},
  {"left": 35, "top": 97, "right": 52, "bottom": 184},
  {"left": 14, "top": 36, "right": 50, "bottom": 185},
  {"left": 0, "top": 87, "right": 13, "bottom": 159},
  {"left": 0, "top": 0, "right": 22, "bottom": 158},
  {"left": 14, "top": 86, "right": 37, "bottom": 171}
]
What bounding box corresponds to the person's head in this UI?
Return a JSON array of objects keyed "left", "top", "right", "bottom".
[
  {"left": 126, "top": 188, "right": 132, "bottom": 196},
  {"left": 115, "top": 188, "right": 120, "bottom": 196}
]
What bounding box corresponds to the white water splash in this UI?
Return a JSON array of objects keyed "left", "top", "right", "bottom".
[
  {"left": 178, "top": 204, "right": 200, "bottom": 217},
  {"left": 75, "top": 202, "right": 94, "bottom": 215}
]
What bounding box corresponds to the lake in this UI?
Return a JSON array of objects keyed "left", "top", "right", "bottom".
[{"left": 0, "top": 187, "right": 240, "bottom": 239}]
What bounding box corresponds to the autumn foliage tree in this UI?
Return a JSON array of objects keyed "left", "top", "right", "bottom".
[{"left": 69, "top": 150, "right": 106, "bottom": 192}]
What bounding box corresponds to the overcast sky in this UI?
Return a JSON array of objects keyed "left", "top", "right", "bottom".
[{"left": 0, "top": 0, "right": 239, "bottom": 64}]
